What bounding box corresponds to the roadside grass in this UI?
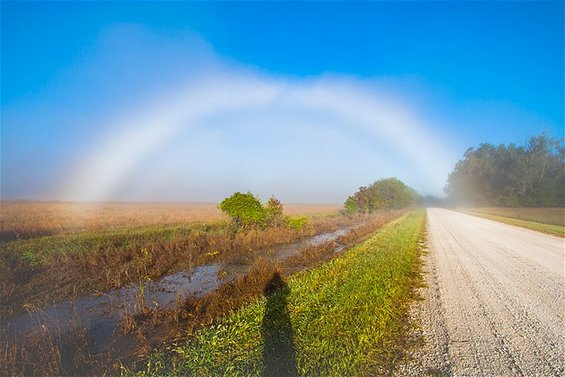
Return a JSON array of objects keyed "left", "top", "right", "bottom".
[
  {"left": 462, "top": 208, "right": 564, "bottom": 238},
  {"left": 126, "top": 210, "right": 426, "bottom": 376},
  {"left": 468, "top": 207, "right": 564, "bottom": 226}
]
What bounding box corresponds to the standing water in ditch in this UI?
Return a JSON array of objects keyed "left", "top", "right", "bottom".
[{"left": 1, "top": 226, "right": 355, "bottom": 365}]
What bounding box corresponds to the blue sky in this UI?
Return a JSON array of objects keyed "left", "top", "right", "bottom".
[{"left": 1, "top": 1, "right": 563, "bottom": 203}]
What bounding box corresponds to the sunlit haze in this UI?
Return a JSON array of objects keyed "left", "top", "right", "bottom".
[{"left": 2, "top": 2, "right": 563, "bottom": 203}]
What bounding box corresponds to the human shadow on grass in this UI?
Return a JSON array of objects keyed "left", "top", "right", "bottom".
[{"left": 261, "top": 272, "right": 298, "bottom": 377}]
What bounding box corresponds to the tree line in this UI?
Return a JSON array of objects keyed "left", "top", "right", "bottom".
[
  {"left": 220, "top": 134, "right": 563, "bottom": 224},
  {"left": 444, "top": 134, "right": 564, "bottom": 207}
]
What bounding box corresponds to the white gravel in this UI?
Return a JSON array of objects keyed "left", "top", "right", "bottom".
[{"left": 398, "top": 208, "right": 564, "bottom": 376}]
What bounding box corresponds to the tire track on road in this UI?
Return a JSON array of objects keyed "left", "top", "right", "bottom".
[{"left": 399, "top": 208, "right": 564, "bottom": 376}]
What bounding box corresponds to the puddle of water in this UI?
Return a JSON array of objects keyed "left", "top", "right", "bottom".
[
  {"left": 1, "top": 226, "right": 354, "bottom": 363},
  {"left": 264, "top": 227, "right": 351, "bottom": 260},
  {"left": 1, "top": 263, "right": 231, "bottom": 351}
]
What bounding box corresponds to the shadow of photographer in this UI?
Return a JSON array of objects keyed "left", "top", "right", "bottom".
[{"left": 261, "top": 272, "right": 298, "bottom": 377}]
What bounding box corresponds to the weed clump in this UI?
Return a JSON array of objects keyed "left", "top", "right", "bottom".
[{"left": 284, "top": 215, "right": 311, "bottom": 231}]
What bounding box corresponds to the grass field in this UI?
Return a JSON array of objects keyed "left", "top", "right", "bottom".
[
  {"left": 463, "top": 207, "right": 564, "bottom": 237},
  {"left": 127, "top": 211, "right": 426, "bottom": 376},
  {"left": 0, "top": 201, "right": 342, "bottom": 241}
]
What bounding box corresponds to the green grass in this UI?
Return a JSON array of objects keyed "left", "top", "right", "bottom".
[
  {"left": 464, "top": 211, "right": 564, "bottom": 238},
  {"left": 126, "top": 210, "right": 426, "bottom": 376},
  {"left": 1, "top": 223, "right": 218, "bottom": 265}
]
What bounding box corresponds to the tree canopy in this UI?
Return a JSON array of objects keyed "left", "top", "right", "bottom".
[
  {"left": 344, "top": 177, "right": 418, "bottom": 214},
  {"left": 444, "top": 134, "right": 564, "bottom": 207}
]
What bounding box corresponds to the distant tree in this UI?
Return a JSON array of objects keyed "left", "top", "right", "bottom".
[
  {"left": 444, "top": 133, "right": 564, "bottom": 207},
  {"left": 344, "top": 177, "right": 418, "bottom": 214},
  {"left": 219, "top": 192, "right": 267, "bottom": 229},
  {"left": 421, "top": 195, "right": 446, "bottom": 207}
]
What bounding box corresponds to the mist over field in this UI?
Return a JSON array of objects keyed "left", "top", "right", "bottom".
[
  {"left": 2, "top": 2, "right": 562, "bottom": 203},
  {"left": 4, "top": 26, "right": 454, "bottom": 202}
]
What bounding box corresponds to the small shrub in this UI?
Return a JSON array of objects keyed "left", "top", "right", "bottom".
[
  {"left": 265, "top": 197, "right": 284, "bottom": 226},
  {"left": 285, "top": 215, "right": 311, "bottom": 231}
]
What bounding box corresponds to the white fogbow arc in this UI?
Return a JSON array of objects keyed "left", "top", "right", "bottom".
[{"left": 63, "top": 72, "right": 453, "bottom": 201}]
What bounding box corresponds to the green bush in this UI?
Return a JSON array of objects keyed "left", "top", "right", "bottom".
[
  {"left": 285, "top": 215, "right": 311, "bottom": 231},
  {"left": 219, "top": 193, "right": 312, "bottom": 232},
  {"left": 219, "top": 192, "right": 267, "bottom": 229}
]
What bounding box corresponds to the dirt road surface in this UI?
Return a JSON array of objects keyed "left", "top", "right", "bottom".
[{"left": 399, "top": 208, "right": 564, "bottom": 376}]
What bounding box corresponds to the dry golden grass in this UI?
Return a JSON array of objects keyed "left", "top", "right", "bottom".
[{"left": 0, "top": 201, "right": 342, "bottom": 240}]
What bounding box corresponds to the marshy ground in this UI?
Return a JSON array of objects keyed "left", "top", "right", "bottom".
[{"left": 0, "top": 202, "right": 408, "bottom": 376}]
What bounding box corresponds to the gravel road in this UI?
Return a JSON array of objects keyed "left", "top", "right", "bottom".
[{"left": 399, "top": 208, "right": 564, "bottom": 376}]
